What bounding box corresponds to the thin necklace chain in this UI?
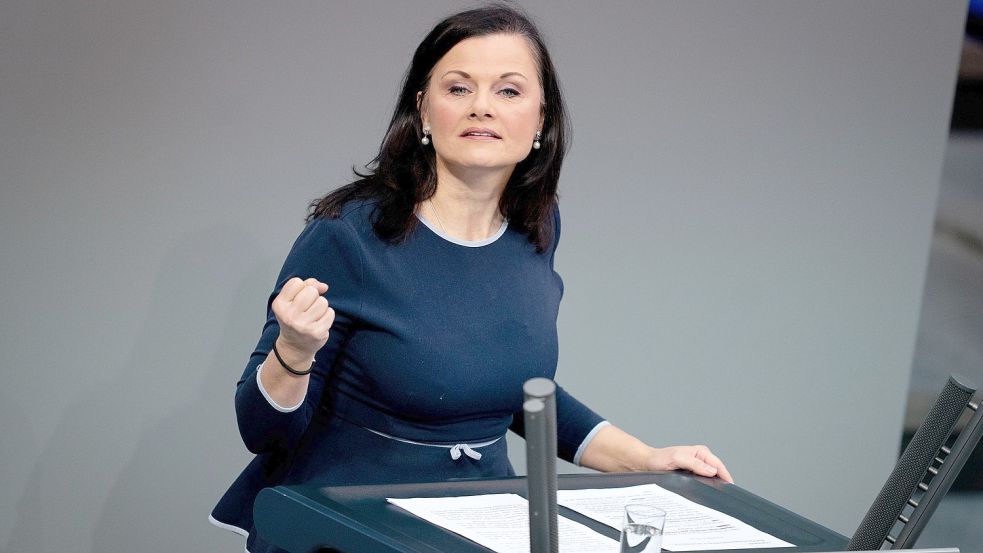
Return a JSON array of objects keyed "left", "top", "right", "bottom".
[
  {"left": 428, "top": 196, "right": 505, "bottom": 237},
  {"left": 428, "top": 198, "right": 447, "bottom": 233}
]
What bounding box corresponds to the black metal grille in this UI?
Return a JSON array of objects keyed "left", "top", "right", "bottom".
[{"left": 847, "top": 376, "right": 974, "bottom": 550}]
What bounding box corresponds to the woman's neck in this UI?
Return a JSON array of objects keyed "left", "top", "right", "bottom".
[{"left": 423, "top": 164, "right": 510, "bottom": 241}]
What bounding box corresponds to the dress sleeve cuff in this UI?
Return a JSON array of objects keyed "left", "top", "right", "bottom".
[
  {"left": 255, "top": 363, "right": 304, "bottom": 413},
  {"left": 572, "top": 420, "right": 611, "bottom": 466}
]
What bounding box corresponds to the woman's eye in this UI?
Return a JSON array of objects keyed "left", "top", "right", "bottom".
[
  {"left": 449, "top": 85, "right": 470, "bottom": 96},
  {"left": 499, "top": 87, "right": 520, "bottom": 98}
]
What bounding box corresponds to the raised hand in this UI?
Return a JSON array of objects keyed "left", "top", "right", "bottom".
[{"left": 271, "top": 277, "right": 334, "bottom": 367}]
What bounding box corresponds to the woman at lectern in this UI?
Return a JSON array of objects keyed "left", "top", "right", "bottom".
[{"left": 211, "top": 5, "right": 732, "bottom": 551}]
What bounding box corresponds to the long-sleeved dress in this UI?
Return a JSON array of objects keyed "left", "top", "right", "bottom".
[{"left": 210, "top": 199, "right": 607, "bottom": 553}]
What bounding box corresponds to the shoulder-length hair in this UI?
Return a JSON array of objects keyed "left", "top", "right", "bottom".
[{"left": 307, "top": 3, "right": 569, "bottom": 253}]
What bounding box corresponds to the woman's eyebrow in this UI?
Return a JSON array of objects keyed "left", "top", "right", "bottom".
[
  {"left": 499, "top": 72, "right": 528, "bottom": 81},
  {"left": 440, "top": 70, "right": 528, "bottom": 80}
]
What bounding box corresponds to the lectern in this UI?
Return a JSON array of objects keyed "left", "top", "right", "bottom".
[{"left": 254, "top": 471, "right": 850, "bottom": 553}]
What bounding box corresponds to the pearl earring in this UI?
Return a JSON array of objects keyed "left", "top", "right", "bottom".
[
  {"left": 532, "top": 130, "right": 542, "bottom": 150},
  {"left": 421, "top": 126, "right": 431, "bottom": 146}
]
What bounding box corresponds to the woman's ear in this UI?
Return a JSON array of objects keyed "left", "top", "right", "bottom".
[{"left": 416, "top": 91, "right": 428, "bottom": 127}]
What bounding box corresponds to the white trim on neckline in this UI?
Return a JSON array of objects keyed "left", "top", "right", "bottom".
[{"left": 415, "top": 213, "right": 508, "bottom": 247}]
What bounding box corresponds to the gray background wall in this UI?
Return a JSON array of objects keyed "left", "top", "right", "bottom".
[{"left": 0, "top": 1, "right": 967, "bottom": 552}]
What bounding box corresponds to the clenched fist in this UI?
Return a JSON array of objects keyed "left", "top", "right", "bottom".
[{"left": 271, "top": 277, "right": 335, "bottom": 365}]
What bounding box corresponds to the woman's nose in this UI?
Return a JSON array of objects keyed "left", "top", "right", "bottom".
[{"left": 469, "top": 90, "right": 494, "bottom": 119}]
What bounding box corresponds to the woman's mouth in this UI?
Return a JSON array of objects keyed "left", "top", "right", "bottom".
[{"left": 460, "top": 128, "right": 501, "bottom": 139}]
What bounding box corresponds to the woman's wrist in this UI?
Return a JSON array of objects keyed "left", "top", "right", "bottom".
[{"left": 273, "top": 337, "right": 314, "bottom": 376}]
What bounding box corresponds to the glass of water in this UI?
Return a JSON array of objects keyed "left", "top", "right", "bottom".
[{"left": 620, "top": 504, "right": 666, "bottom": 553}]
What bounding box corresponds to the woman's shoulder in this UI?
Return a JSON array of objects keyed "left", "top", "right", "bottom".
[
  {"left": 335, "top": 197, "right": 379, "bottom": 226},
  {"left": 307, "top": 197, "right": 379, "bottom": 235}
]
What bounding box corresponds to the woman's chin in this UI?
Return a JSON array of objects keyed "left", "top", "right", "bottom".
[{"left": 442, "top": 155, "right": 524, "bottom": 174}]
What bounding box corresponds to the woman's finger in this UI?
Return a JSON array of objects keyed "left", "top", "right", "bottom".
[
  {"left": 291, "top": 283, "right": 322, "bottom": 311},
  {"left": 302, "top": 278, "right": 329, "bottom": 295},
  {"left": 681, "top": 446, "right": 733, "bottom": 483},
  {"left": 702, "top": 450, "right": 733, "bottom": 483},
  {"left": 318, "top": 306, "right": 336, "bottom": 327},
  {"left": 677, "top": 448, "right": 718, "bottom": 478},
  {"left": 307, "top": 296, "right": 330, "bottom": 320},
  {"left": 279, "top": 277, "right": 306, "bottom": 302}
]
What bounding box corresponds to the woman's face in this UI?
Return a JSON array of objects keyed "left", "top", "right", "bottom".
[{"left": 420, "top": 33, "right": 544, "bottom": 180}]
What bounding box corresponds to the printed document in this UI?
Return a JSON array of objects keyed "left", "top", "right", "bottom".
[
  {"left": 557, "top": 484, "right": 794, "bottom": 551},
  {"left": 387, "top": 493, "right": 617, "bottom": 553}
]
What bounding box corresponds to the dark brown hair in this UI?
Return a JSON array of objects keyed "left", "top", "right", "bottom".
[{"left": 308, "top": 3, "right": 569, "bottom": 252}]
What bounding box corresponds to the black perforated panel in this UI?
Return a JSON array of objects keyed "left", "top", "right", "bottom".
[{"left": 847, "top": 377, "right": 973, "bottom": 550}]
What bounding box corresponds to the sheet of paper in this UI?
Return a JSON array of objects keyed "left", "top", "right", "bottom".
[
  {"left": 557, "top": 484, "right": 794, "bottom": 551},
  {"left": 387, "top": 493, "right": 618, "bottom": 553}
]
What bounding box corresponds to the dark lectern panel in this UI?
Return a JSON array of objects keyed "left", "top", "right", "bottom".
[{"left": 255, "top": 471, "right": 849, "bottom": 553}]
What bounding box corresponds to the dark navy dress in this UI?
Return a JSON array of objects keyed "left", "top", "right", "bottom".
[{"left": 211, "top": 200, "right": 605, "bottom": 553}]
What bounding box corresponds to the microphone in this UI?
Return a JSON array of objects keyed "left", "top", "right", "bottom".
[{"left": 524, "top": 377, "right": 559, "bottom": 553}]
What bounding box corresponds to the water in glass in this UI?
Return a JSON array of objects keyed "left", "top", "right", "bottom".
[{"left": 620, "top": 522, "right": 663, "bottom": 553}]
